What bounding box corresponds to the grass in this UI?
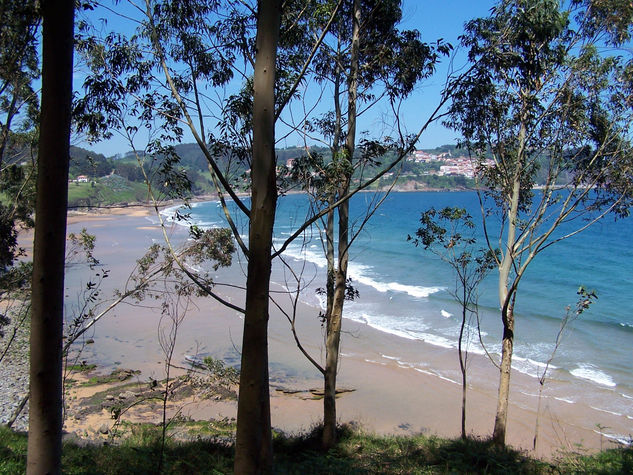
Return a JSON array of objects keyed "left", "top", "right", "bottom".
[
  {"left": 79, "top": 369, "right": 140, "bottom": 387},
  {"left": 1, "top": 424, "right": 631, "bottom": 474},
  {"left": 67, "top": 180, "right": 148, "bottom": 208},
  {"left": 66, "top": 363, "right": 97, "bottom": 373}
]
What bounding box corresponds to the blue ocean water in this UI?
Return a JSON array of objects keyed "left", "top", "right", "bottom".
[{"left": 164, "top": 190, "right": 633, "bottom": 421}]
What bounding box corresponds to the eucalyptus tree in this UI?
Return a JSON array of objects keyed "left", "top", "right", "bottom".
[
  {"left": 410, "top": 207, "right": 496, "bottom": 440},
  {"left": 76, "top": 1, "right": 341, "bottom": 471},
  {"left": 27, "top": 0, "right": 74, "bottom": 472},
  {"left": 0, "top": 0, "right": 39, "bottom": 305},
  {"left": 76, "top": 0, "right": 461, "bottom": 467},
  {"left": 446, "top": 0, "right": 633, "bottom": 447},
  {"left": 0, "top": 0, "right": 39, "bottom": 170},
  {"left": 281, "top": 0, "right": 450, "bottom": 448}
]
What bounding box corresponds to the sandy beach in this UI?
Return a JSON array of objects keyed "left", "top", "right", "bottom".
[{"left": 33, "top": 203, "right": 629, "bottom": 460}]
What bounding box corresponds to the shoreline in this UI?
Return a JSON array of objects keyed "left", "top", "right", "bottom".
[{"left": 6, "top": 200, "right": 630, "bottom": 460}]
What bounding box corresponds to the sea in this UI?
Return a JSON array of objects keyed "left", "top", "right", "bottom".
[{"left": 161, "top": 190, "right": 633, "bottom": 439}]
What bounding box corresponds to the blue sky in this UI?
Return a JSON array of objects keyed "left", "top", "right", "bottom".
[
  {"left": 77, "top": 1, "right": 495, "bottom": 156},
  {"left": 390, "top": 1, "right": 494, "bottom": 149}
]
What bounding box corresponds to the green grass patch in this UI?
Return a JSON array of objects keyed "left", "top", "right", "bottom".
[
  {"left": 1, "top": 424, "right": 631, "bottom": 474},
  {"left": 66, "top": 363, "right": 97, "bottom": 373},
  {"left": 68, "top": 179, "right": 148, "bottom": 208},
  {"left": 80, "top": 369, "right": 140, "bottom": 387},
  {"left": 172, "top": 419, "right": 236, "bottom": 439},
  {"left": 555, "top": 445, "right": 633, "bottom": 474},
  {"left": 0, "top": 426, "right": 28, "bottom": 475}
]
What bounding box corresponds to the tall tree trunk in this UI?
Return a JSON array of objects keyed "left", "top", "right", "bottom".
[
  {"left": 323, "top": 39, "right": 341, "bottom": 330},
  {"left": 493, "top": 303, "right": 514, "bottom": 446},
  {"left": 322, "top": 0, "right": 360, "bottom": 450},
  {"left": 492, "top": 121, "right": 524, "bottom": 447},
  {"left": 0, "top": 90, "right": 19, "bottom": 169},
  {"left": 234, "top": 1, "right": 280, "bottom": 473},
  {"left": 325, "top": 204, "right": 335, "bottom": 319},
  {"left": 458, "top": 284, "right": 467, "bottom": 440},
  {"left": 26, "top": 1, "right": 74, "bottom": 473}
]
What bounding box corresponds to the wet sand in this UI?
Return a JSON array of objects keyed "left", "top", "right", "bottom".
[{"left": 55, "top": 204, "right": 631, "bottom": 459}]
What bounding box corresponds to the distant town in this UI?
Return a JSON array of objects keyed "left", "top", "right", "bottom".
[
  {"left": 282, "top": 148, "right": 495, "bottom": 180},
  {"left": 406, "top": 150, "right": 494, "bottom": 179}
]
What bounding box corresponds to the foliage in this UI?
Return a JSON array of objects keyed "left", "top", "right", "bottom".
[
  {"left": 0, "top": 181, "right": 33, "bottom": 338},
  {"left": 67, "top": 228, "right": 99, "bottom": 268},
  {"left": 69, "top": 146, "right": 112, "bottom": 178},
  {"left": 0, "top": 204, "right": 20, "bottom": 272},
  {"left": 202, "top": 356, "right": 240, "bottom": 387},
  {"left": 0, "top": 262, "right": 30, "bottom": 340},
  {"left": 311, "top": 0, "right": 450, "bottom": 97},
  {"left": 0, "top": 0, "right": 40, "bottom": 161},
  {"left": 0, "top": 162, "right": 36, "bottom": 274},
  {"left": 0, "top": 0, "right": 39, "bottom": 288},
  {"left": 123, "top": 226, "right": 235, "bottom": 304},
  {"left": 410, "top": 206, "right": 497, "bottom": 283}
]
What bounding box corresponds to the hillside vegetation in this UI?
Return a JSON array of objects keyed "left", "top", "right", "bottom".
[{"left": 66, "top": 143, "right": 479, "bottom": 208}]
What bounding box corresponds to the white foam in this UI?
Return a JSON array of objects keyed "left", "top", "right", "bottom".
[
  {"left": 159, "top": 203, "right": 183, "bottom": 220},
  {"left": 441, "top": 310, "right": 452, "bottom": 318},
  {"left": 412, "top": 367, "right": 460, "bottom": 385},
  {"left": 590, "top": 406, "right": 622, "bottom": 417},
  {"left": 571, "top": 364, "right": 616, "bottom": 387},
  {"left": 417, "top": 332, "right": 454, "bottom": 349},
  {"left": 465, "top": 323, "right": 487, "bottom": 337},
  {"left": 369, "top": 324, "right": 418, "bottom": 341},
  {"left": 554, "top": 396, "right": 575, "bottom": 404},
  {"left": 185, "top": 263, "right": 205, "bottom": 274},
  {"left": 593, "top": 430, "right": 632, "bottom": 446},
  {"left": 348, "top": 311, "right": 456, "bottom": 350},
  {"left": 280, "top": 242, "right": 328, "bottom": 269},
  {"left": 353, "top": 273, "right": 443, "bottom": 299},
  {"left": 159, "top": 201, "right": 227, "bottom": 230},
  {"left": 413, "top": 368, "right": 435, "bottom": 377},
  {"left": 512, "top": 355, "right": 557, "bottom": 379},
  {"left": 364, "top": 359, "right": 387, "bottom": 366},
  {"left": 274, "top": 235, "right": 442, "bottom": 301}
]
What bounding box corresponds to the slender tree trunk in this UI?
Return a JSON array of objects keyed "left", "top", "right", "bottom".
[
  {"left": 323, "top": 44, "right": 341, "bottom": 328},
  {"left": 322, "top": 0, "right": 360, "bottom": 450},
  {"left": 492, "top": 120, "right": 524, "bottom": 447},
  {"left": 26, "top": 1, "right": 74, "bottom": 473},
  {"left": 458, "top": 284, "right": 467, "bottom": 440},
  {"left": 323, "top": 249, "right": 347, "bottom": 448},
  {"left": 0, "top": 90, "right": 19, "bottom": 169},
  {"left": 493, "top": 303, "right": 514, "bottom": 446},
  {"left": 234, "top": 1, "right": 280, "bottom": 473},
  {"left": 325, "top": 204, "right": 335, "bottom": 320},
  {"left": 533, "top": 379, "right": 545, "bottom": 450},
  {"left": 323, "top": 178, "right": 351, "bottom": 448}
]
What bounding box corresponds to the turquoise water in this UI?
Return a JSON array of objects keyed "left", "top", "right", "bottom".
[{"left": 163, "top": 190, "right": 633, "bottom": 425}]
